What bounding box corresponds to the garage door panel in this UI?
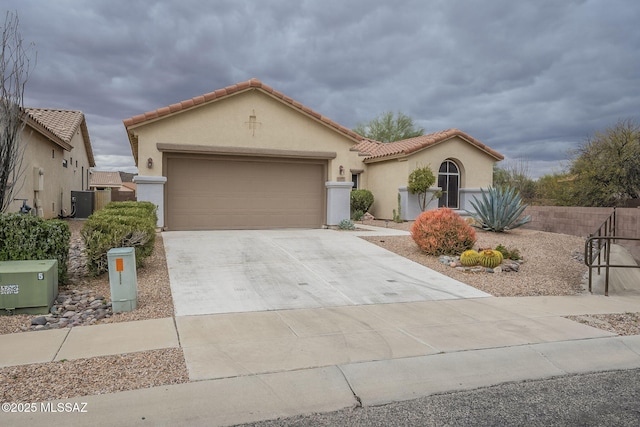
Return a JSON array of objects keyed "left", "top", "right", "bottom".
[{"left": 166, "top": 157, "right": 325, "bottom": 230}]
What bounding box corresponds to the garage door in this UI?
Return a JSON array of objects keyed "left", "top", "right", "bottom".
[{"left": 166, "top": 155, "right": 326, "bottom": 230}]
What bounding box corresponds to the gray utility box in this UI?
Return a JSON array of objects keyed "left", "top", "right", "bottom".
[
  {"left": 107, "top": 247, "right": 138, "bottom": 312},
  {"left": 71, "top": 191, "right": 94, "bottom": 219},
  {"left": 0, "top": 260, "right": 58, "bottom": 315}
]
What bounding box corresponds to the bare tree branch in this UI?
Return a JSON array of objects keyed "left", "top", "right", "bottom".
[{"left": 0, "top": 11, "right": 35, "bottom": 213}]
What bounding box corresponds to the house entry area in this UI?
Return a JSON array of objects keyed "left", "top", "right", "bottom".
[{"left": 164, "top": 154, "right": 326, "bottom": 230}]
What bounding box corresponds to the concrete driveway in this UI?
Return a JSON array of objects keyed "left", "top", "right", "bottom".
[{"left": 163, "top": 228, "right": 489, "bottom": 316}]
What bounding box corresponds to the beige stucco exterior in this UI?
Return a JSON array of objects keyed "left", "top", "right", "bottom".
[
  {"left": 365, "top": 136, "right": 497, "bottom": 218},
  {"left": 125, "top": 79, "right": 503, "bottom": 229},
  {"left": 9, "top": 113, "right": 94, "bottom": 218},
  {"left": 129, "top": 90, "right": 363, "bottom": 181}
]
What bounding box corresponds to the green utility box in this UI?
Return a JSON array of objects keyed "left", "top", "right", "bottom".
[
  {"left": 0, "top": 260, "right": 58, "bottom": 315},
  {"left": 107, "top": 247, "right": 138, "bottom": 313}
]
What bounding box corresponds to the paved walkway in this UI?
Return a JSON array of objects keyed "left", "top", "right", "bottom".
[{"left": 3, "top": 294, "right": 640, "bottom": 426}]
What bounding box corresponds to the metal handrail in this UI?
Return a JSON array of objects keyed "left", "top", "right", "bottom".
[{"left": 584, "top": 235, "right": 640, "bottom": 296}]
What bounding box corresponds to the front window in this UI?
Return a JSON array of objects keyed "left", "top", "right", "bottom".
[
  {"left": 351, "top": 173, "right": 360, "bottom": 190},
  {"left": 438, "top": 160, "right": 459, "bottom": 209}
]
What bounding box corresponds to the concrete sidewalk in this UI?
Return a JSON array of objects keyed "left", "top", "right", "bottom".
[{"left": 3, "top": 294, "right": 640, "bottom": 426}]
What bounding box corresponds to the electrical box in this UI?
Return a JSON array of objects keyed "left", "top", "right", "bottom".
[
  {"left": 71, "top": 191, "right": 95, "bottom": 219},
  {"left": 0, "top": 260, "right": 58, "bottom": 315},
  {"left": 107, "top": 247, "right": 138, "bottom": 312}
]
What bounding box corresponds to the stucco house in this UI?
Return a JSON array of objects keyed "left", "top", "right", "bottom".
[
  {"left": 124, "top": 78, "right": 503, "bottom": 231},
  {"left": 89, "top": 171, "right": 123, "bottom": 190},
  {"left": 8, "top": 108, "right": 95, "bottom": 218}
]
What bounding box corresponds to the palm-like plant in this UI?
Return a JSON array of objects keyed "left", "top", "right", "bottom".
[{"left": 468, "top": 186, "right": 531, "bottom": 232}]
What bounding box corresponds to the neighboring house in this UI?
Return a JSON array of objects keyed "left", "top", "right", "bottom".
[
  {"left": 9, "top": 108, "right": 96, "bottom": 218},
  {"left": 124, "top": 78, "right": 503, "bottom": 231},
  {"left": 89, "top": 171, "right": 123, "bottom": 190}
]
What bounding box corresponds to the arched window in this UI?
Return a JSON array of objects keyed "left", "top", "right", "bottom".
[{"left": 438, "top": 160, "right": 459, "bottom": 209}]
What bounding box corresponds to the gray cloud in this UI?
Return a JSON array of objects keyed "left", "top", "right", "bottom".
[{"left": 11, "top": 0, "right": 640, "bottom": 177}]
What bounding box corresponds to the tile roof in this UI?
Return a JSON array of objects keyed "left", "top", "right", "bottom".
[
  {"left": 25, "top": 108, "right": 83, "bottom": 143},
  {"left": 90, "top": 171, "right": 122, "bottom": 187},
  {"left": 352, "top": 128, "right": 504, "bottom": 161},
  {"left": 123, "top": 78, "right": 363, "bottom": 141},
  {"left": 123, "top": 79, "right": 503, "bottom": 165},
  {"left": 24, "top": 107, "right": 96, "bottom": 166}
]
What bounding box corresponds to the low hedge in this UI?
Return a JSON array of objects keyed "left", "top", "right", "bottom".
[
  {"left": 0, "top": 213, "right": 70, "bottom": 284},
  {"left": 81, "top": 201, "right": 157, "bottom": 276}
]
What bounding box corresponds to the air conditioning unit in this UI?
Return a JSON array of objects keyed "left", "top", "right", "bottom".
[{"left": 0, "top": 260, "right": 58, "bottom": 315}]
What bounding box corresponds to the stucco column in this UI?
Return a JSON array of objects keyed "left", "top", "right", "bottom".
[
  {"left": 399, "top": 186, "right": 441, "bottom": 220},
  {"left": 325, "top": 181, "right": 353, "bottom": 226},
  {"left": 133, "top": 175, "right": 167, "bottom": 228}
]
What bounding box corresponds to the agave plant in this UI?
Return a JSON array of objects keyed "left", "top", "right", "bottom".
[{"left": 468, "top": 186, "right": 531, "bottom": 232}]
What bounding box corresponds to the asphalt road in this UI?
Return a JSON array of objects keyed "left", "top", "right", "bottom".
[{"left": 239, "top": 368, "right": 640, "bottom": 427}]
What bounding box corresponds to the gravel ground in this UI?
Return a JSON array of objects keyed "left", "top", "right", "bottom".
[
  {"left": 1, "top": 218, "right": 638, "bottom": 404},
  {"left": 359, "top": 219, "right": 588, "bottom": 297},
  {"left": 0, "top": 220, "right": 189, "bottom": 404}
]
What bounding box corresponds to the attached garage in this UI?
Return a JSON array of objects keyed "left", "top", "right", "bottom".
[
  {"left": 124, "top": 78, "right": 503, "bottom": 230},
  {"left": 165, "top": 154, "right": 327, "bottom": 230}
]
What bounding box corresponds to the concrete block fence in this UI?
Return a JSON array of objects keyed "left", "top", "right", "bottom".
[{"left": 523, "top": 206, "right": 640, "bottom": 261}]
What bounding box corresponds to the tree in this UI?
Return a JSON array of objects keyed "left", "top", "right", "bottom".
[
  {"left": 0, "top": 11, "right": 34, "bottom": 213},
  {"left": 493, "top": 160, "right": 536, "bottom": 203},
  {"left": 534, "top": 172, "right": 577, "bottom": 206},
  {"left": 569, "top": 119, "right": 640, "bottom": 207},
  {"left": 408, "top": 165, "right": 440, "bottom": 211},
  {"left": 353, "top": 111, "right": 424, "bottom": 142}
]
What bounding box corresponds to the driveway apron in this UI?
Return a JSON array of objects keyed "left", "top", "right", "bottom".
[{"left": 163, "top": 229, "right": 489, "bottom": 316}]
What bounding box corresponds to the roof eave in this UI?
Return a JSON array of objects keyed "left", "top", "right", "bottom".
[{"left": 24, "top": 115, "right": 73, "bottom": 151}]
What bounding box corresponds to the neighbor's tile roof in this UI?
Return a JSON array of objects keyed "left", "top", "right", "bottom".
[
  {"left": 123, "top": 78, "right": 363, "bottom": 142},
  {"left": 352, "top": 128, "right": 504, "bottom": 161},
  {"left": 90, "top": 171, "right": 122, "bottom": 187},
  {"left": 25, "top": 108, "right": 84, "bottom": 143},
  {"left": 24, "top": 107, "right": 96, "bottom": 166}
]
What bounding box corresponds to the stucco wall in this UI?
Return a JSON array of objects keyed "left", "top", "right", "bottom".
[
  {"left": 365, "top": 159, "right": 408, "bottom": 219},
  {"left": 10, "top": 126, "right": 91, "bottom": 218},
  {"left": 131, "top": 90, "right": 364, "bottom": 181}
]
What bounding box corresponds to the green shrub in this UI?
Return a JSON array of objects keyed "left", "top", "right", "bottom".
[
  {"left": 0, "top": 213, "right": 70, "bottom": 284},
  {"left": 469, "top": 186, "right": 531, "bottom": 232},
  {"left": 81, "top": 202, "right": 157, "bottom": 276},
  {"left": 337, "top": 219, "right": 356, "bottom": 230},
  {"left": 495, "top": 244, "right": 522, "bottom": 260},
  {"left": 411, "top": 208, "right": 477, "bottom": 256},
  {"left": 350, "top": 189, "right": 374, "bottom": 214},
  {"left": 351, "top": 210, "right": 364, "bottom": 221}
]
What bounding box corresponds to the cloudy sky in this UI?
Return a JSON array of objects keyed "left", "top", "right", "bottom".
[{"left": 8, "top": 0, "right": 640, "bottom": 178}]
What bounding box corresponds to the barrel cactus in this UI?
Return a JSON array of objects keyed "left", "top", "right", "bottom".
[
  {"left": 479, "top": 249, "right": 503, "bottom": 268},
  {"left": 460, "top": 250, "right": 480, "bottom": 266}
]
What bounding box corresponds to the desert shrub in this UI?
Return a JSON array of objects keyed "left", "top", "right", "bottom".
[
  {"left": 81, "top": 202, "right": 157, "bottom": 276},
  {"left": 351, "top": 209, "right": 364, "bottom": 221},
  {"left": 338, "top": 219, "right": 356, "bottom": 230},
  {"left": 411, "top": 208, "right": 477, "bottom": 255},
  {"left": 469, "top": 186, "right": 531, "bottom": 232},
  {"left": 495, "top": 244, "right": 522, "bottom": 260},
  {"left": 0, "top": 213, "right": 70, "bottom": 284},
  {"left": 350, "top": 189, "right": 374, "bottom": 214}
]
